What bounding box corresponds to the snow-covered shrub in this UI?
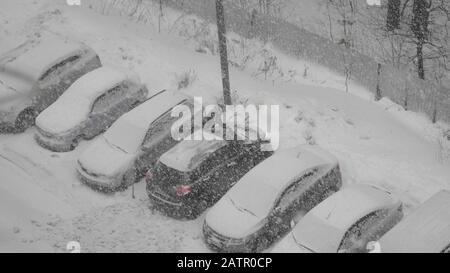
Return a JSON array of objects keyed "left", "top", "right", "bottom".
[
  {"left": 215, "top": 89, "right": 249, "bottom": 107},
  {"left": 174, "top": 69, "right": 197, "bottom": 90}
]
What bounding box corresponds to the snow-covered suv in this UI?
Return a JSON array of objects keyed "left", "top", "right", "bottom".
[
  {"left": 0, "top": 33, "right": 101, "bottom": 133},
  {"left": 203, "top": 145, "right": 342, "bottom": 252},
  {"left": 146, "top": 129, "right": 273, "bottom": 219},
  {"left": 35, "top": 66, "right": 148, "bottom": 152}
]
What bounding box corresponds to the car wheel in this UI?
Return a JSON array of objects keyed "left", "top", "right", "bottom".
[
  {"left": 195, "top": 200, "right": 209, "bottom": 215},
  {"left": 15, "top": 108, "right": 36, "bottom": 132},
  {"left": 252, "top": 235, "right": 269, "bottom": 253},
  {"left": 70, "top": 136, "right": 83, "bottom": 150}
]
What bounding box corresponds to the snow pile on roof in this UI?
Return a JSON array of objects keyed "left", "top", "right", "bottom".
[
  {"left": 0, "top": 33, "right": 85, "bottom": 93},
  {"left": 36, "top": 66, "right": 137, "bottom": 134},
  {"left": 159, "top": 131, "right": 227, "bottom": 172},
  {"left": 293, "top": 184, "right": 399, "bottom": 252},
  {"left": 379, "top": 190, "right": 450, "bottom": 253}
]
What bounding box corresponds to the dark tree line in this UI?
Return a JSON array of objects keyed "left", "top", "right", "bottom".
[{"left": 385, "top": 0, "right": 449, "bottom": 80}]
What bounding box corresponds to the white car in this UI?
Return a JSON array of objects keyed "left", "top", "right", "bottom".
[
  {"left": 76, "top": 90, "right": 199, "bottom": 192},
  {"left": 35, "top": 66, "right": 148, "bottom": 152},
  {"left": 203, "top": 145, "right": 343, "bottom": 252},
  {"left": 272, "top": 184, "right": 403, "bottom": 253},
  {"left": 378, "top": 190, "right": 450, "bottom": 253},
  {"left": 0, "top": 33, "right": 101, "bottom": 132}
]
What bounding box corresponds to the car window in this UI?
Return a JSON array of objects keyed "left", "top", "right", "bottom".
[
  {"left": 273, "top": 168, "right": 318, "bottom": 212},
  {"left": 142, "top": 101, "right": 194, "bottom": 148},
  {"left": 338, "top": 209, "right": 386, "bottom": 253},
  {"left": 142, "top": 110, "right": 179, "bottom": 148},
  {"left": 39, "top": 54, "right": 81, "bottom": 81},
  {"left": 91, "top": 83, "right": 127, "bottom": 113},
  {"left": 191, "top": 143, "right": 236, "bottom": 182},
  {"left": 274, "top": 178, "right": 303, "bottom": 212}
]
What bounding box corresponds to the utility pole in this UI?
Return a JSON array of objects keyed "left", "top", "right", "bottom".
[{"left": 215, "top": 0, "right": 232, "bottom": 105}]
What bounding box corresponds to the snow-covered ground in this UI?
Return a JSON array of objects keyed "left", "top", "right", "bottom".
[{"left": 0, "top": 0, "right": 449, "bottom": 252}]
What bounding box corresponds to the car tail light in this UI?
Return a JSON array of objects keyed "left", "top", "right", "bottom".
[{"left": 175, "top": 185, "right": 192, "bottom": 196}]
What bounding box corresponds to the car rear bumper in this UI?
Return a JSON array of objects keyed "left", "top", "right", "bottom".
[{"left": 146, "top": 183, "right": 199, "bottom": 219}]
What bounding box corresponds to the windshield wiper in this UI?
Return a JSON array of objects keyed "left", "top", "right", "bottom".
[
  {"left": 104, "top": 137, "right": 128, "bottom": 154},
  {"left": 229, "top": 198, "right": 257, "bottom": 217}
]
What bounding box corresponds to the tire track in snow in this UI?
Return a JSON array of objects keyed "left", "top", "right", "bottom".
[{"left": 34, "top": 198, "right": 206, "bottom": 253}]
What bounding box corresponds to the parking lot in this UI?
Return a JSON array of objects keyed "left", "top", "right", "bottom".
[{"left": 1, "top": 0, "right": 450, "bottom": 252}]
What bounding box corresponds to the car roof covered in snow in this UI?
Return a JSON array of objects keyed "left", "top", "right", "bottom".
[
  {"left": 116, "top": 90, "right": 189, "bottom": 131},
  {"left": 379, "top": 190, "right": 450, "bottom": 253},
  {"left": 222, "top": 145, "right": 338, "bottom": 218},
  {"left": 102, "top": 90, "right": 191, "bottom": 153},
  {"left": 292, "top": 184, "right": 400, "bottom": 253},
  {"left": 158, "top": 130, "right": 228, "bottom": 172},
  {"left": 0, "top": 33, "right": 89, "bottom": 94},
  {"left": 36, "top": 66, "right": 139, "bottom": 134}
]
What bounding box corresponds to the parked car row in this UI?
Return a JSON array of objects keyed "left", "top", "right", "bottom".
[
  {"left": 2, "top": 35, "right": 450, "bottom": 253},
  {"left": 0, "top": 33, "right": 101, "bottom": 133}
]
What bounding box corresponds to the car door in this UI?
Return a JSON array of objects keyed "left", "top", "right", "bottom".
[
  {"left": 134, "top": 109, "right": 183, "bottom": 177},
  {"left": 101, "top": 82, "right": 134, "bottom": 121},
  {"left": 337, "top": 209, "right": 390, "bottom": 253},
  {"left": 88, "top": 84, "right": 127, "bottom": 135},
  {"left": 193, "top": 143, "right": 239, "bottom": 202},
  {"left": 36, "top": 54, "right": 82, "bottom": 108}
]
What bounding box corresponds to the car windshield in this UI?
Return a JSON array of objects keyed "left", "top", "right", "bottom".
[
  {"left": 229, "top": 181, "right": 278, "bottom": 218},
  {"left": 104, "top": 118, "right": 148, "bottom": 154}
]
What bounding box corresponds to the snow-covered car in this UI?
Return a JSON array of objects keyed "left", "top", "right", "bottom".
[
  {"left": 76, "top": 90, "right": 199, "bottom": 192},
  {"left": 0, "top": 33, "right": 101, "bottom": 133},
  {"left": 203, "top": 145, "right": 342, "bottom": 252},
  {"left": 34, "top": 66, "right": 148, "bottom": 152},
  {"left": 272, "top": 184, "right": 403, "bottom": 253},
  {"left": 378, "top": 190, "right": 450, "bottom": 253},
  {"left": 146, "top": 129, "right": 273, "bottom": 220}
]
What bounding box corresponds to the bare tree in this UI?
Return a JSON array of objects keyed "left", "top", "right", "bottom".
[{"left": 215, "top": 0, "right": 232, "bottom": 105}]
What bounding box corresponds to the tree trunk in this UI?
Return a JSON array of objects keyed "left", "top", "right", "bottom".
[
  {"left": 215, "top": 0, "right": 232, "bottom": 105},
  {"left": 386, "top": 0, "right": 401, "bottom": 31},
  {"left": 417, "top": 41, "right": 425, "bottom": 79},
  {"left": 411, "top": 0, "right": 430, "bottom": 80}
]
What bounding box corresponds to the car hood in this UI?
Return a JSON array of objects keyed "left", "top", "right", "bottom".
[
  {"left": 205, "top": 197, "right": 263, "bottom": 239},
  {"left": 292, "top": 214, "right": 344, "bottom": 253},
  {"left": 35, "top": 96, "right": 90, "bottom": 135},
  {"left": 271, "top": 233, "right": 312, "bottom": 253},
  {"left": 78, "top": 136, "right": 136, "bottom": 178}
]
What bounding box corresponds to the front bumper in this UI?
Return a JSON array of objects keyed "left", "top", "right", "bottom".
[
  {"left": 34, "top": 129, "right": 74, "bottom": 152},
  {"left": 76, "top": 164, "right": 122, "bottom": 192},
  {"left": 202, "top": 223, "right": 251, "bottom": 253}
]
